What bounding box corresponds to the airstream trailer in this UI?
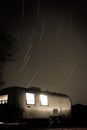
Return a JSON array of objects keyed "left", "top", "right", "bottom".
[{"left": 0, "top": 86, "right": 72, "bottom": 125}]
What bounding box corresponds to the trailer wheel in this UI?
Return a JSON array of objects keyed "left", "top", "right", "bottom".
[
  {"left": 56, "top": 116, "right": 61, "bottom": 125},
  {"left": 49, "top": 117, "right": 54, "bottom": 126}
]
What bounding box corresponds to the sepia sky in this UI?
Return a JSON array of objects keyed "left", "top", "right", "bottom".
[{"left": 0, "top": 0, "right": 87, "bottom": 105}]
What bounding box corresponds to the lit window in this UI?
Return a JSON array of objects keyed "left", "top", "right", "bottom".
[
  {"left": 40, "top": 94, "right": 48, "bottom": 106},
  {"left": 26, "top": 93, "right": 35, "bottom": 105},
  {"left": 0, "top": 95, "right": 8, "bottom": 104}
]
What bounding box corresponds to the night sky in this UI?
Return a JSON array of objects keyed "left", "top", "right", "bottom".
[{"left": 0, "top": 0, "right": 87, "bottom": 105}]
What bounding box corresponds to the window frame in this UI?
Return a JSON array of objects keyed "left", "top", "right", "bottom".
[
  {"left": 26, "top": 92, "right": 35, "bottom": 105},
  {"left": 40, "top": 94, "right": 49, "bottom": 106},
  {"left": 0, "top": 94, "right": 8, "bottom": 104}
]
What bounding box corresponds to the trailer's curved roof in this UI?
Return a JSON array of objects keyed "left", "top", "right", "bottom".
[
  {"left": 0, "top": 86, "right": 69, "bottom": 98},
  {"left": 0, "top": 86, "right": 26, "bottom": 93},
  {"left": 27, "top": 87, "right": 69, "bottom": 97}
]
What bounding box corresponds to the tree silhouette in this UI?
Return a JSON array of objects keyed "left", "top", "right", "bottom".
[{"left": 0, "top": 28, "right": 18, "bottom": 87}]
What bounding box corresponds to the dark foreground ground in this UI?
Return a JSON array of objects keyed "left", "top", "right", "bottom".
[
  {"left": 0, "top": 125, "right": 87, "bottom": 130},
  {"left": 0, "top": 104, "right": 87, "bottom": 129},
  {"left": 0, "top": 116, "right": 87, "bottom": 130}
]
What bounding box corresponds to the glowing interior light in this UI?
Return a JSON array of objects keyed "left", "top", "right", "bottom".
[
  {"left": 0, "top": 95, "right": 8, "bottom": 104},
  {"left": 26, "top": 93, "right": 35, "bottom": 104},
  {"left": 5, "top": 100, "right": 7, "bottom": 103},
  {"left": 2, "top": 101, "right": 4, "bottom": 104},
  {"left": 40, "top": 94, "right": 48, "bottom": 105}
]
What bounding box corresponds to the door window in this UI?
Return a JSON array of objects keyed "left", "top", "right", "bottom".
[{"left": 26, "top": 93, "right": 35, "bottom": 105}]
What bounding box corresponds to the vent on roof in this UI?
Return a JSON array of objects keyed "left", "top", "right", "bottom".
[{"left": 28, "top": 87, "right": 41, "bottom": 92}]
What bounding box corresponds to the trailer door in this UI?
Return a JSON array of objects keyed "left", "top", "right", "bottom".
[{"left": 35, "top": 94, "right": 50, "bottom": 118}]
